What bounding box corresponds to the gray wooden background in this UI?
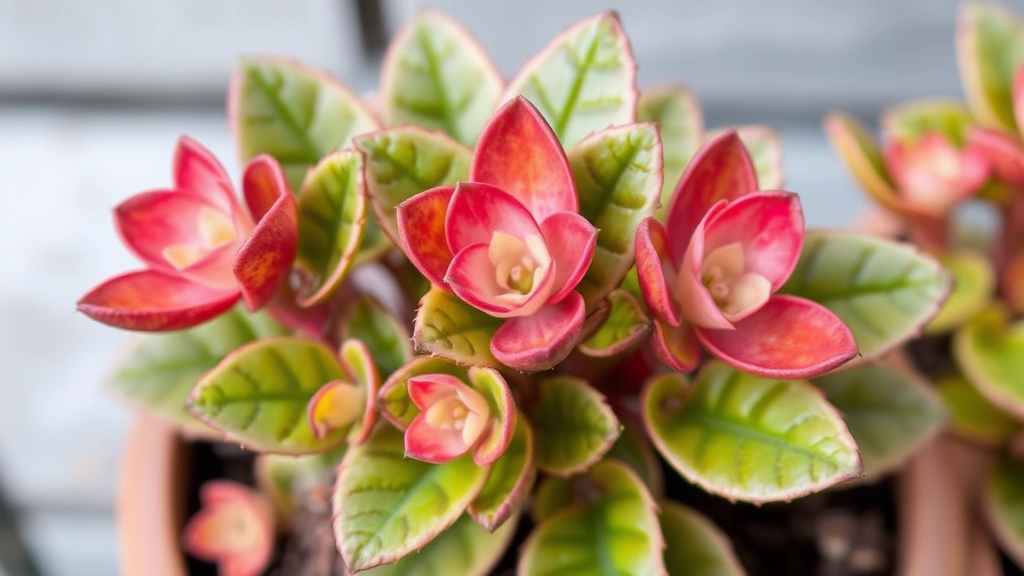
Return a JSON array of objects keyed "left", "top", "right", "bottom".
[{"left": 0, "top": 0, "right": 976, "bottom": 573}]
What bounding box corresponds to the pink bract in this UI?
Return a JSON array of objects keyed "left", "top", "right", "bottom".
[
  {"left": 404, "top": 372, "right": 513, "bottom": 466},
  {"left": 181, "top": 480, "right": 275, "bottom": 576},
  {"left": 635, "top": 132, "right": 857, "bottom": 378},
  {"left": 884, "top": 130, "right": 989, "bottom": 217},
  {"left": 77, "top": 136, "right": 298, "bottom": 331},
  {"left": 397, "top": 97, "right": 597, "bottom": 371}
]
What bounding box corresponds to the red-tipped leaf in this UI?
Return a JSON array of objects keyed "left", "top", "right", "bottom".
[
  {"left": 652, "top": 318, "right": 701, "bottom": 373},
  {"left": 539, "top": 212, "right": 598, "bottom": 303},
  {"left": 233, "top": 157, "right": 298, "bottom": 310},
  {"left": 697, "top": 294, "right": 857, "bottom": 379},
  {"left": 173, "top": 135, "right": 238, "bottom": 213},
  {"left": 470, "top": 96, "right": 577, "bottom": 222},
  {"left": 396, "top": 186, "right": 455, "bottom": 286},
  {"left": 77, "top": 270, "right": 240, "bottom": 331},
  {"left": 635, "top": 218, "right": 682, "bottom": 326},
  {"left": 665, "top": 131, "right": 758, "bottom": 258},
  {"left": 491, "top": 291, "right": 586, "bottom": 371}
]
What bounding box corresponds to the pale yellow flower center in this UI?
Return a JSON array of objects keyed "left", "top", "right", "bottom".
[
  {"left": 487, "top": 231, "right": 552, "bottom": 305},
  {"left": 424, "top": 387, "right": 491, "bottom": 446},
  {"left": 701, "top": 242, "right": 771, "bottom": 321},
  {"left": 162, "top": 207, "right": 237, "bottom": 269}
]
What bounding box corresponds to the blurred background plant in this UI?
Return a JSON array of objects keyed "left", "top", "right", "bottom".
[{"left": 0, "top": 0, "right": 966, "bottom": 574}]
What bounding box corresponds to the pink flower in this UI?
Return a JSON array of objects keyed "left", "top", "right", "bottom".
[
  {"left": 967, "top": 63, "right": 1024, "bottom": 188},
  {"left": 404, "top": 371, "right": 514, "bottom": 466},
  {"left": 181, "top": 481, "right": 275, "bottom": 576},
  {"left": 397, "top": 97, "right": 598, "bottom": 371},
  {"left": 635, "top": 132, "right": 857, "bottom": 378},
  {"left": 77, "top": 136, "right": 297, "bottom": 331},
  {"left": 884, "top": 130, "right": 988, "bottom": 217}
]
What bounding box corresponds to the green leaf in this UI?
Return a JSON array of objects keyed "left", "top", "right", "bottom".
[
  {"left": 937, "top": 374, "right": 1016, "bottom": 446},
  {"left": 503, "top": 12, "right": 637, "bottom": 146},
  {"left": 706, "top": 125, "right": 784, "bottom": 189},
  {"left": 955, "top": 305, "right": 1024, "bottom": 419},
  {"left": 333, "top": 425, "right": 489, "bottom": 571},
  {"left": 188, "top": 337, "right": 347, "bottom": 453},
  {"left": 570, "top": 123, "right": 662, "bottom": 306},
  {"left": 580, "top": 289, "right": 652, "bottom": 357},
  {"left": 606, "top": 420, "right": 664, "bottom": 498},
  {"left": 470, "top": 414, "right": 536, "bottom": 531},
  {"left": 254, "top": 444, "right": 348, "bottom": 520},
  {"left": 340, "top": 294, "right": 412, "bottom": 378},
  {"left": 660, "top": 501, "right": 746, "bottom": 576},
  {"left": 780, "top": 231, "right": 950, "bottom": 360},
  {"left": 381, "top": 10, "right": 503, "bottom": 146},
  {"left": 356, "top": 127, "right": 471, "bottom": 245},
  {"left": 109, "top": 307, "right": 288, "bottom": 435},
  {"left": 413, "top": 286, "right": 503, "bottom": 367},
  {"left": 926, "top": 250, "right": 995, "bottom": 334},
  {"left": 984, "top": 453, "right": 1024, "bottom": 569},
  {"left": 532, "top": 475, "right": 574, "bottom": 523},
  {"left": 882, "top": 99, "right": 976, "bottom": 146},
  {"left": 293, "top": 150, "right": 366, "bottom": 306},
  {"left": 359, "top": 514, "right": 518, "bottom": 576},
  {"left": 643, "top": 364, "right": 861, "bottom": 503},
  {"left": 815, "top": 362, "right": 945, "bottom": 477},
  {"left": 637, "top": 86, "right": 703, "bottom": 217},
  {"left": 528, "top": 375, "right": 620, "bottom": 475},
  {"left": 737, "top": 125, "right": 784, "bottom": 189},
  {"left": 823, "top": 113, "right": 901, "bottom": 214},
  {"left": 519, "top": 460, "right": 666, "bottom": 576},
  {"left": 231, "top": 56, "right": 379, "bottom": 192},
  {"left": 379, "top": 356, "right": 467, "bottom": 429},
  {"left": 958, "top": 2, "right": 1024, "bottom": 132}
]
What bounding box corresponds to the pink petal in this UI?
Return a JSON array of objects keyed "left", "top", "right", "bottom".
[
  {"left": 470, "top": 96, "right": 577, "bottom": 221},
  {"left": 181, "top": 481, "right": 274, "bottom": 576},
  {"left": 404, "top": 414, "right": 471, "bottom": 463},
  {"left": 539, "top": 212, "right": 598, "bottom": 303},
  {"left": 702, "top": 191, "right": 804, "bottom": 290},
  {"left": 665, "top": 131, "right": 758, "bottom": 258},
  {"left": 115, "top": 191, "right": 222, "bottom": 272},
  {"left": 408, "top": 373, "right": 463, "bottom": 411},
  {"left": 885, "top": 132, "right": 984, "bottom": 216},
  {"left": 233, "top": 158, "right": 299, "bottom": 310},
  {"left": 490, "top": 292, "right": 586, "bottom": 371},
  {"left": 1014, "top": 62, "right": 1024, "bottom": 135},
  {"left": 676, "top": 201, "right": 734, "bottom": 330},
  {"left": 697, "top": 295, "right": 858, "bottom": 379},
  {"left": 446, "top": 243, "right": 555, "bottom": 317},
  {"left": 634, "top": 218, "right": 682, "bottom": 326},
  {"left": 968, "top": 127, "right": 1024, "bottom": 187},
  {"left": 173, "top": 136, "right": 239, "bottom": 214},
  {"left": 77, "top": 270, "right": 240, "bottom": 331},
  {"left": 242, "top": 155, "right": 293, "bottom": 221},
  {"left": 396, "top": 186, "right": 456, "bottom": 287},
  {"left": 960, "top": 141, "right": 993, "bottom": 194},
  {"left": 179, "top": 243, "right": 244, "bottom": 292},
  {"left": 445, "top": 181, "right": 542, "bottom": 254},
  {"left": 651, "top": 318, "right": 701, "bottom": 373}
]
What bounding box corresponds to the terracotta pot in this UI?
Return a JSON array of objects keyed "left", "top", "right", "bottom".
[
  {"left": 897, "top": 435, "right": 1002, "bottom": 576},
  {"left": 117, "top": 414, "right": 190, "bottom": 576}
]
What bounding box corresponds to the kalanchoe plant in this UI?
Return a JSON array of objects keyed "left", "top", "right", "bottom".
[
  {"left": 827, "top": 2, "right": 1024, "bottom": 571},
  {"left": 85, "top": 8, "right": 953, "bottom": 576}
]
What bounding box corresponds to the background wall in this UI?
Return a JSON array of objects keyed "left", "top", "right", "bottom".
[{"left": 0, "top": 0, "right": 973, "bottom": 573}]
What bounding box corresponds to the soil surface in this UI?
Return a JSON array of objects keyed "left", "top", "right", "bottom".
[{"left": 183, "top": 433, "right": 1024, "bottom": 576}]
